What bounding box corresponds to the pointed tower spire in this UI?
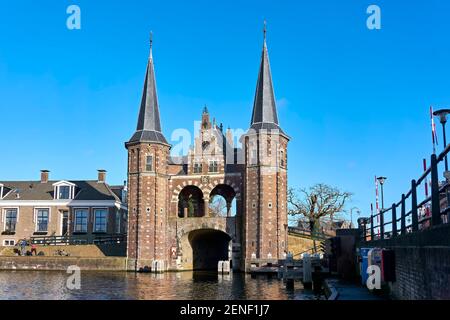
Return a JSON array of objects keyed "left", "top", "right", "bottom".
[
  {"left": 250, "top": 21, "right": 285, "bottom": 134},
  {"left": 128, "top": 32, "right": 168, "bottom": 145}
]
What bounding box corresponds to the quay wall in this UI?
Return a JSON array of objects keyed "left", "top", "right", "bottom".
[
  {"left": 0, "top": 243, "right": 126, "bottom": 258},
  {"left": 0, "top": 256, "right": 127, "bottom": 271},
  {"left": 359, "top": 223, "right": 450, "bottom": 300}
]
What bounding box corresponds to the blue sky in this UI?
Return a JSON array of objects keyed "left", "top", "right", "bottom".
[{"left": 1, "top": 0, "right": 450, "bottom": 225}]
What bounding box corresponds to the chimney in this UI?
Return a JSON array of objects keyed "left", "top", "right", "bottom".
[
  {"left": 97, "top": 170, "right": 107, "bottom": 183},
  {"left": 40, "top": 170, "right": 49, "bottom": 183}
]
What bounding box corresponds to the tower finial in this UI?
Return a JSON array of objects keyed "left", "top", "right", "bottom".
[
  {"left": 150, "top": 31, "right": 153, "bottom": 49},
  {"left": 263, "top": 20, "right": 267, "bottom": 41}
]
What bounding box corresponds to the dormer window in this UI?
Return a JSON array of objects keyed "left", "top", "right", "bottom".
[
  {"left": 58, "top": 186, "right": 70, "bottom": 199},
  {"left": 53, "top": 181, "right": 76, "bottom": 200}
]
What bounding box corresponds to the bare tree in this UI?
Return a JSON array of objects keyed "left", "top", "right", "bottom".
[
  {"left": 209, "top": 195, "right": 227, "bottom": 217},
  {"left": 288, "top": 183, "right": 352, "bottom": 249}
]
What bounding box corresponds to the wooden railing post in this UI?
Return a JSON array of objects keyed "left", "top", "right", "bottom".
[
  {"left": 401, "top": 194, "right": 406, "bottom": 235},
  {"left": 391, "top": 204, "right": 397, "bottom": 237},
  {"left": 431, "top": 154, "right": 442, "bottom": 226},
  {"left": 411, "top": 179, "right": 419, "bottom": 232},
  {"left": 370, "top": 214, "right": 374, "bottom": 241},
  {"left": 379, "top": 209, "right": 384, "bottom": 240}
]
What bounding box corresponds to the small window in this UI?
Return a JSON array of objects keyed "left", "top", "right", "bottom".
[
  {"left": 268, "top": 203, "right": 272, "bottom": 209},
  {"left": 36, "top": 209, "right": 49, "bottom": 232},
  {"left": 208, "top": 161, "right": 218, "bottom": 173},
  {"left": 252, "top": 203, "right": 256, "bottom": 209},
  {"left": 193, "top": 163, "right": 202, "bottom": 174},
  {"left": 58, "top": 186, "right": 70, "bottom": 199},
  {"left": 94, "top": 209, "right": 108, "bottom": 233},
  {"left": 280, "top": 150, "right": 285, "bottom": 167},
  {"left": 250, "top": 149, "right": 257, "bottom": 165},
  {"left": 3, "top": 240, "right": 15, "bottom": 246},
  {"left": 4, "top": 209, "right": 17, "bottom": 233},
  {"left": 74, "top": 209, "right": 88, "bottom": 233},
  {"left": 146, "top": 155, "right": 153, "bottom": 171}
]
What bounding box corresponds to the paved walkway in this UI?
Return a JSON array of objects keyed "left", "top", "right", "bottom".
[{"left": 325, "top": 278, "right": 387, "bottom": 300}]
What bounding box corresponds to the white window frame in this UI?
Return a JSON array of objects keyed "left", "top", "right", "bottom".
[
  {"left": 145, "top": 154, "right": 154, "bottom": 172},
  {"left": 193, "top": 162, "right": 202, "bottom": 174},
  {"left": 52, "top": 181, "right": 76, "bottom": 200},
  {"left": 73, "top": 208, "right": 89, "bottom": 233},
  {"left": 2, "top": 207, "right": 19, "bottom": 233},
  {"left": 3, "top": 239, "right": 15, "bottom": 246},
  {"left": 34, "top": 207, "right": 51, "bottom": 232},
  {"left": 93, "top": 207, "right": 108, "bottom": 233},
  {"left": 60, "top": 210, "right": 69, "bottom": 236},
  {"left": 208, "top": 160, "right": 219, "bottom": 173}
]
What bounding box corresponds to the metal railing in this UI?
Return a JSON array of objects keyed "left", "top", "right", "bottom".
[
  {"left": 361, "top": 145, "right": 450, "bottom": 242},
  {"left": 30, "top": 234, "right": 127, "bottom": 246}
]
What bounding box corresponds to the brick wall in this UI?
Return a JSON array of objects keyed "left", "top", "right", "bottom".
[
  {"left": 359, "top": 223, "right": 450, "bottom": 300},
  {"left": 389, "top": 247, "right": 450, "bottom": 300}
]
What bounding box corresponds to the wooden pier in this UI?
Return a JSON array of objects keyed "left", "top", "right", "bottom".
[{"left": 249, "top": 255, "right": 327, "bottom": 289}]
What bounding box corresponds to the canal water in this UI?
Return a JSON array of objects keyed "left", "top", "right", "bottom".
[{"left": 0, "top": 271, "right": 322, "bottom": 300}]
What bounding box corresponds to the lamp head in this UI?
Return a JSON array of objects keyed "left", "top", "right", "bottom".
[{"left": 433, "top": 109, "right": 450, "bottom": 124}]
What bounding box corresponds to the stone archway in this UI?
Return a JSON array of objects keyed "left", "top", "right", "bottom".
[
  {"left": 188, "top": 229, "right": 231, "bottom": 270},
  {"left": 178, "top": 185, "right": 205, "bottom": 218},
  {"left": 209, "top": 184, "right": 236, "bottom": 217}
]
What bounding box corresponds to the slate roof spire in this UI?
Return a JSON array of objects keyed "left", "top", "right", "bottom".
[
  {"left": 250, "top": 21, "right": 285, "bottom": 134},
  {"left": 127, "top": 32, "right": 168, "bottom": 145}
]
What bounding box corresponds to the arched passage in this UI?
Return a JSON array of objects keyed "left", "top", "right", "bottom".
[
  {"left": 209, "top": 184, "right": 236, "bottom": 217},
  {"left": 188, "top": 229, "right": 231, "bottom": 270},
  {"left": 178, "top": 186, "right": 205, "bottom": 218}
]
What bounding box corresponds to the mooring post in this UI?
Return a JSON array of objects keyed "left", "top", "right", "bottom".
[
  {"left": 430, "top": 154, "right": 442, "bottom": 226},
  {"left": 302, "top": 254, "right": 312, "bottom": 289}
]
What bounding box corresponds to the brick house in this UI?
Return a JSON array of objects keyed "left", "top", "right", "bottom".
[
  {"left": 126, "top": 29, "right": 289, "bottom": 272},
  {"left": 0, "top": 170, "right": 127, "bottom": 246}
]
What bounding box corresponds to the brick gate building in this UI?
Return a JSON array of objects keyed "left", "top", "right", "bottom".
[{"left": 125, "top": 30, "right": 289, "bottom": 272}]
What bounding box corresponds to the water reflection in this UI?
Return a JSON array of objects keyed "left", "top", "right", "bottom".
[{"left": 0, "top": 271, "right": 321, "bottom": 300}]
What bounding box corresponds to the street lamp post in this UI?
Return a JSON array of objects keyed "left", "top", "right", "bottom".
[
  {"left": 377, "top": 177, "right": 387, "bottom": 209},
  {"left": 349, "top": 207, "right": 361, "bottom": 228},
  {"left": 433, "top": 109, "right": 450, "bottom": 223},
  {"left": 433, "top": 109, "right": 450, "bottom": 172}
]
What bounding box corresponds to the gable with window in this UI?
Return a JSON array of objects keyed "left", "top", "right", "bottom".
[
  {"left": 53, "top": 181, "right": 76, "bottom": 200},
  {"left": 208, "top": 160, "right": 218, "bottom": 173},
  {"left": 193, "top": 162, "right": 202, "bottom": 174}
]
